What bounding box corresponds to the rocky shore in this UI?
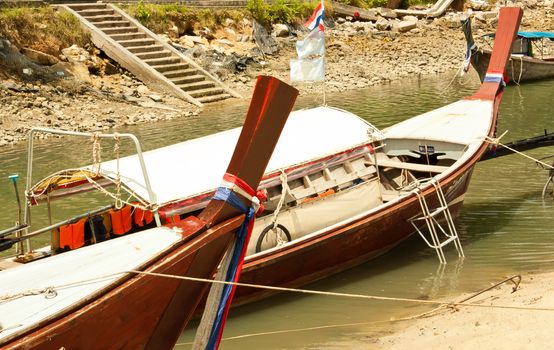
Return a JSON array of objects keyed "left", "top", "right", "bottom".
[{"left": 0, "top": 1, "right": 552, "bottom": 147}]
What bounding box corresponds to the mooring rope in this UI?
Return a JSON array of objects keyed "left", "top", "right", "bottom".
[
  {"left": 4, "top": 269, "right": 554, "bottom": 314},
  {"left": 484, "top": 134, "right": 554, "bottom": 171}
]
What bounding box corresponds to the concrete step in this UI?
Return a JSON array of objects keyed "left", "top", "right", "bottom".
[
  {"left": 102, "top": 26, "right": 139, "bottom": 35},
  {"left": 170, "top": 74, "right": 205, "bottom": 85},
  {"left": 154, "top": 64, "right": 190, "bottom": 73},
  {"left": 67, "top": 3, "right": 108, "bottom": 11},
  {"left": 84, "top": 15, "right": 123, "bottom": 23},
  {"left": 145, "top": 56, "right": 181, "bottom": 67},
  {"left": 119, "top": 38, "right": 156, "bottom": 48},
  {"left": 196, "top": 94, "right": 232, "bottom": 103},
  {"left": 126, "top": 45, "right": 165, "bottom": 54},
  {"left": 135, "top": 50, "right": 172, "bottom": 60},
  {"left": 188, "top": 87, "right": 225, "bottom": 98},
  {"left": 78, "top": 9, "right": 114, "bottom": 17},
  {"left": 178, "top": 80, "right": 215, "bottom": 91},
  {"left": 110, "top": 32, "right": 148, "bottom": 41},
  {"left": 96, "top": 21, "right": 131, "bottom": 29}
]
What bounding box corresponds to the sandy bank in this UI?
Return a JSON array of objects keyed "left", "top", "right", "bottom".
[{"left": 378, "top": 270, "right": 554, "bottom": 349}]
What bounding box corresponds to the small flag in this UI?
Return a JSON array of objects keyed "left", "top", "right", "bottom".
[
  {"left": 296, "top": 26, "right": 325, "bottom": 59},
  {"left": 305, "top": 2, "right": 324, "bottom": 31}
]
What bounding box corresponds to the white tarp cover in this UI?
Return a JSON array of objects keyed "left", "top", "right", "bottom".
[
  {"left": 0, "top": 226, "right": 182, "bottom": 342},
  {"left": 81, "top": 107, "right": 372, "bottom": 206},
  {"left": 383, "top": 99, "right": 493, "bottom": 144}
]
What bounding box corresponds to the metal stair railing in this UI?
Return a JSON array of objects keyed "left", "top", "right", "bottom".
[{"left": 408, "top": 178, "right": 464, "bottom": 264}]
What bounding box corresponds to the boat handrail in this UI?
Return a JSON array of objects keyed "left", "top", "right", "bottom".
[{"left": 19, "top": 128, "right": 161, "bottom": 254}]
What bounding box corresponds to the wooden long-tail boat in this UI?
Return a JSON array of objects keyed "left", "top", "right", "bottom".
[
  {"left": 462, "top": 16, "right": 554, "bottom": 83},
  {"left": 0, "top": 7, "right": 522, "bottom": 315},
  {"left": 0, "top": 76, "right": 298, "bottom": 349}
]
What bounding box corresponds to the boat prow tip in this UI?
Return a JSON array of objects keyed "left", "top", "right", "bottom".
[{"left": 469, "top": 7, "right": 523, "bottom": 101}]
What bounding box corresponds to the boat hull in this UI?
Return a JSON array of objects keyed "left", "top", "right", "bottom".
[
  {"left": 472, "top": 49, "right": 554, "bottom": 83},
  {"left": 2, "top": 217, "right": 239, "bottom": 350},
  {"left": 234, "top": 166, "right": 474, "bottom": 306}
]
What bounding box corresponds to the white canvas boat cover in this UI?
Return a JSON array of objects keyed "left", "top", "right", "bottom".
[
  {"left": 0, "top": 226, "right": 182, "bottom": 342},
  {"left": 383, "top": 99, "right": 493, "bottom": 144},
  {"left": 33, "top": 107, "right": 374, "bottom": 206}
]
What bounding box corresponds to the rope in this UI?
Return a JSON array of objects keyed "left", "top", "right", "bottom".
[
  {"left": 26, "top": 168, "right": 153, "bottom": 212},
  {"left": 264, "top": 170, "right": 290, "bottom": 247},
  {"left": 484, "top": 134, "right": 554, "bottom": 171},
  {"left": 510, "top": 55, "right": 524, "bottom": 86},
  {"left": 113, "top": 133, "right": 123, "bottom": 210},
  {"left": 3, "top": 268, "right": 554, "bottom": 336},
  {"left": 91, "top": 132, "right": 101, "bottom": 176},
  {"left": 193, "top": 173, "right": 261, "bottom": 350}
]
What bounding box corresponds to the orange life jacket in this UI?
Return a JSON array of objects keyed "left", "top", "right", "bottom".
[
  {"left": 133, "top": 207, "right": 154, "bottom": 227},
  {"left": 109, "top": 205, "right": 132, "bottom": 235},
  {"left": 59, "top": 218, "right": 87, "bottom": 250},
  {"left": 302, "top": 188, "right": 336, "bottom": 204}
]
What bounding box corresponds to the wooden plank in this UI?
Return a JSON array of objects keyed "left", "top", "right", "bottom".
[
  {"left": 377, "top": 158, "right": 449, "bottom": 173},
  {"left": 331, "top": 2, "right": 377, "bottom": 21}
]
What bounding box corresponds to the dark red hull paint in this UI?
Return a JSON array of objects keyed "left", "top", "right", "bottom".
[{"left": 234, "top": 167, "right": 474, "bottom": 305}]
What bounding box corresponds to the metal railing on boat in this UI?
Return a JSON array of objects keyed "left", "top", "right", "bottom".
[{"left": 18, "top": 127, "right": 161, "bottom": 255}]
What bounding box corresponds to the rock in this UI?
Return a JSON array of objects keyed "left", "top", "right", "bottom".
[
  {"left": 376, "top": 17, "right": 391, "bottom": 31},
  {"left": 252, "top": 20, "right": 279, "bottom": 55},
  {"left": 475, "top": 11, "right": 497, "bottom": 23},
  {"left": 21, "top": 48, "right": 59, "bottom": 65},
  {"left": 61, "top": 45, "right": 90, "bottom": 63},
  {"left": 137, "top": 85, "right": 149, "bottom": 94},
  {"left": 200, "top": 27, "right": 215, "bottom": 41},
  {"left": 337, "top": 17, "right": 346, "bottom": 24},
  {"left": 377, "top": 7, "right": 398, "bottom": 19},
  {"left": 397, "top": 20, "right": 417, "bottom": 32},
  {"left": 224, "top": 18, "right": 235, "bottom": 27},
  {"left": 148, "top": 94, "right": 163, "bottom": 102},
  {"left": 216, "top": 39, "right": 234, "bottom": 47},
  {"left": 273, "top": 23, "right": 290, "bottom": 37},
  {"left": 445, "top": 14, "right": 463, "bottom": 28},
  {"left": 402, "top": 15, "right": 419, "bottom": 23},
  {"left": 168, "top": 24, "right": 179, "bottom": 38}
]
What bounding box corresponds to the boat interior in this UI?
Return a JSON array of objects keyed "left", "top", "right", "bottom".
[{"left": 0, "top": 132, "right": 467, "bottom": 269}]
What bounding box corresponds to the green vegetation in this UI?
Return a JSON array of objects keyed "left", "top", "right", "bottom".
[
  {"left": 333, "top": 0, "right": 435, "bottom": 8},
  {"left": 246, "top": 0, "right": 315, "bottom": 26},
  {"left": 123, "top": 2, "right": 245, "bottom": 33},
  {"left": 0, "top": 6, "right": 90, "bottom": 55}
]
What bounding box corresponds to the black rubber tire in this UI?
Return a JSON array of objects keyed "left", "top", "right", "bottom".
[{"left": 255, "top": 224, "right": 292, "bottom": 253}]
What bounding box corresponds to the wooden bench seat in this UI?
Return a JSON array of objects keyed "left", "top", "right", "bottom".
[{"left": 377, "top": 159, "right": 449, "bottom": 173}]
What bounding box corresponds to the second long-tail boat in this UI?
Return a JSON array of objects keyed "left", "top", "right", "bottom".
[{"left": 462, "top": 15, "right": 554, "bottom": 84}]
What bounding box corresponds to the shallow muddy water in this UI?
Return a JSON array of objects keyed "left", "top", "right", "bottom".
[{"left": 1, "top": 71, "right": 553, "bottom": 349}]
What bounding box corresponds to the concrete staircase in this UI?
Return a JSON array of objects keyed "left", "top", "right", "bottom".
[{"left": 60, "top": 3, "right": 240, "bottom": 106}]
